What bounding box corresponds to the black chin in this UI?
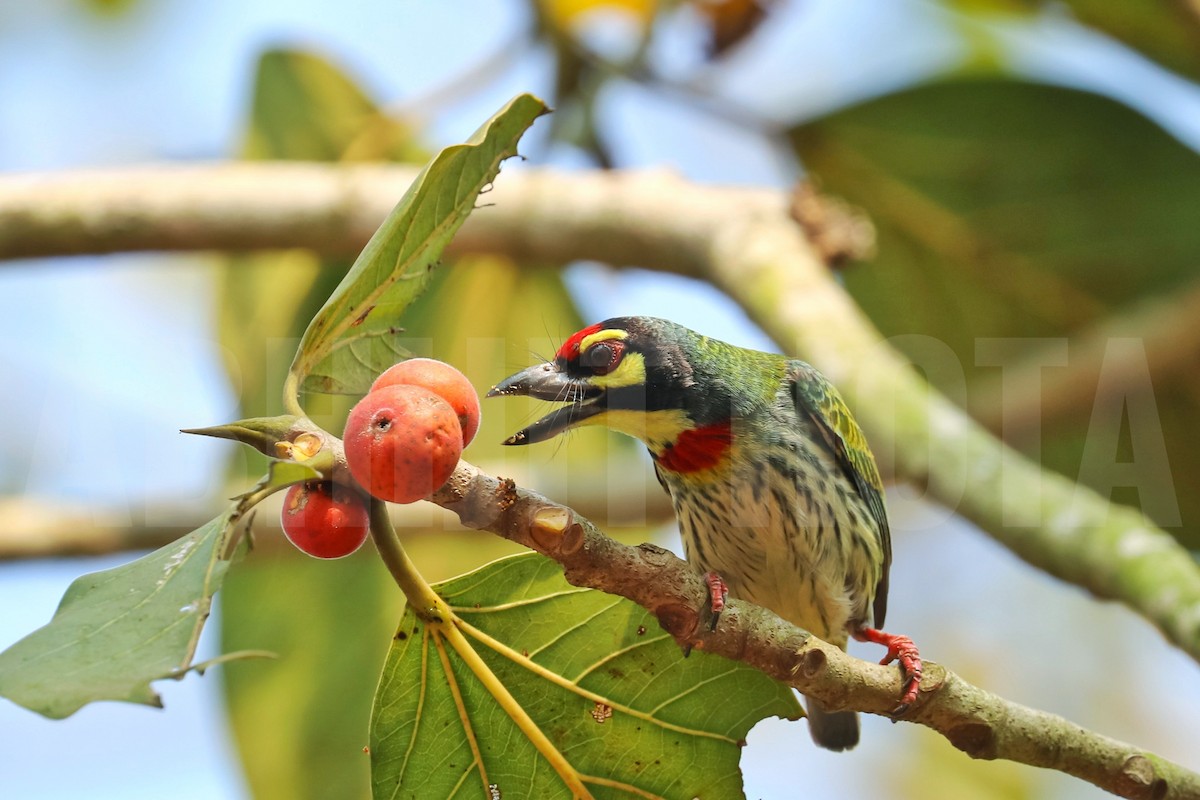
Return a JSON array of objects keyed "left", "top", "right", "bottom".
[{"left": 502, "top": 399, "right": 606, "bottom": 445}]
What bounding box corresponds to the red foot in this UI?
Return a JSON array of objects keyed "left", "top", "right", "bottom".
[
  {"left": 704, "top": 571, "right": 728, "bottom": 631},
  {"left": 854, "top": 627, "right": 922, "bottom": 713}
]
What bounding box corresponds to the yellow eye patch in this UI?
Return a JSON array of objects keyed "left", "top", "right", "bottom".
[
  {"left": 589, "top": 351, "right": 646, "bottom": 389},
  {"left": 578, "top": 328, "right": 628, "bottom": 352}
]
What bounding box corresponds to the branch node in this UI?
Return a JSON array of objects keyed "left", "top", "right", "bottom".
[
  {"left": 654, "top": 602, "right": 700, "bottom": 642},
  {"left": 947, "top": 722, "right": 998, "bottom": 760},
  {"left": 529, "top": 506, "right": 583, "bottom": 555},
  {"left": 796, "top": 647, "right": 827, "bottom": 680},
  {"left": 635, "top": 542, "right": 676, "bottom": 566},
  {"left": 788, "top": 180, "right": 876, "bottom": 268},
  {"left": 1118, "top": 755, "right": 1168, "bottom": 800},
  {"left": 496, "top": 476, "right": 518, "bottom": 511},
  {"left": 921, "top": 662, "right": 947, "bottom": 692}
]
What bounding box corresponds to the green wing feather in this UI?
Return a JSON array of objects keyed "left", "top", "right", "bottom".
[{"left": 789, "top": 362, "right": 892, "bottom": 629}]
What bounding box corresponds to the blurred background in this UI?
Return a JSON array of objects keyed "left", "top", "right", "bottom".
[{"left": 3, "top": 1, "right": 1200, "bottom": 798}]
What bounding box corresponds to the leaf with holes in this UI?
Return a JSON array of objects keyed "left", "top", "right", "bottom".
[
  {"left": 286, "top": 93, "right": 550, "bottom": 400},
  {"left": 370, "top": 553, "right": 802, "bottom": 800}
]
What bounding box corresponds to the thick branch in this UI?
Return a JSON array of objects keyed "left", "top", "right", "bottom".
[
  {"left": 432, "top": 460, "right": 1196, "bottom": 800},
  {"left": 0, "top": 164, "right": 416, "bottom": 259},
  {"left": 0, "top": 498, "right": 198, "bottom": 558},
  {"left": 3, "top": 166, "right": 1199, "bottom": 662}
]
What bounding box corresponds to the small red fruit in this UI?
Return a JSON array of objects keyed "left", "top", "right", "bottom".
[
  {"left": 280, "top": 481, "right": 370, "bottom": 559},
  {"left": 370, "top": 358, "right": 481, "bottom": 446},
  {"left": 344, "top": 384, "right": 463, "bottom": 504}
]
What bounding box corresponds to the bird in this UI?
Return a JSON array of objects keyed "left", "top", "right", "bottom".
[{"left": 487, "top": 316, "right": 920, "bottom": 751}]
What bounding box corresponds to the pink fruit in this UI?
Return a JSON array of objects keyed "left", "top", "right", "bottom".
[
  {"left": 371, "top": 358, "right": 481, "bottom": 446},
  {"left": 344, "top": 384, "right": 463, "bottom": 504}
]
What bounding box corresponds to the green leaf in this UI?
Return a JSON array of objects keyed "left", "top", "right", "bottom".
[
  {"left": 793, "top": 78, "right": 1200, "bottom": 344},
  {"left": 221, "top": 552, "right": 401, "bottom": 800},
  {"left": 243, "top": 49, "right": 404, "bottom": 162},
  {"left": 220, "top": 523, "right": 529, "bottom": 800},
  {"left": 791, "top": 77, "right": 1200, "bottom": 537},
  {"left": 219, "top": 48, "right": 428, "bottom": 458},
  {"left": 0, "top": 512, "right": 245, "bottom": 718},
  {"left": 287, "top": 93, "right": 551, "bottom": 400},
  {"left": 182, "top": 414, "right": 300, "bottom": 457},
  {"left": 235, "top": 460, "right": 324, "bottom": 515},
  {"left": 370, "top": 553, "right": 802, "bottom": 799}
]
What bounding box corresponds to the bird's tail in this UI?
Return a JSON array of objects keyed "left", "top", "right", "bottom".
[{"left": 806, "top": 698, "right": 859, "bottom": 751}]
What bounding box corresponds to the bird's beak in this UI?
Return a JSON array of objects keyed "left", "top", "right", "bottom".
[{"left": 486, "top": 363, "right": 606, "bottom": 445}]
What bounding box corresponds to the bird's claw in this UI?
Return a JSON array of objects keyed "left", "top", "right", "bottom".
[
  {"left": 855, "top": 627, "right": 922, "bottom": 714},
  {"left": 681, "top": 572, "right": 729, "bottom": 658},
  {"left": 703, "top": 571, "right": 728, "bottom": 632}
]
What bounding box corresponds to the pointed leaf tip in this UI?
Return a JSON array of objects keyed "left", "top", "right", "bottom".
[
  {"left": 182, "top": 415, "right": 300, "bottom": 457},
  {"left": 287, "top": 93, "right": 550, "bottom": 400}
]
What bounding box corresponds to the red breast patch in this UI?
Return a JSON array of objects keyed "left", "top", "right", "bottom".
[
  {"left": 556, "top": 323, "right": 605, "bottom": 362},
  {"left": 656, "top": 420, "right": 733, "bottom": 473}
]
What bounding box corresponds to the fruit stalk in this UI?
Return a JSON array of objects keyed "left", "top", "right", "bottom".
[{"left": 366, "top": 496, "right": 444, "bottom": 619}]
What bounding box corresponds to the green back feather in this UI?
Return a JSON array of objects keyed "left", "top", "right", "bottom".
[{"left": 789, "top": 362, "right": 892, "bottom": 629}]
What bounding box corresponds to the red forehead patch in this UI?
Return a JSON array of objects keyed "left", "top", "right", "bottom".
[{"left": 556, "top": 323, "right": 604, "bottom": 361}]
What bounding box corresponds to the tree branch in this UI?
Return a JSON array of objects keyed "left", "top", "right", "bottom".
[
  {"left": 432, "top": 459, "right": 1198, "bottom": 800},
  {"left": 0, "top": 164, "right": 417, "bottom": 260},
  {"left": 6, "top": 164, "right": 1200, "bottom": 795},
  {"left": 2, "top": 164, "right": 1199, "bottom": 669},
  {"left": 0, "top": 470, "right": 674, "bottom": 560}
]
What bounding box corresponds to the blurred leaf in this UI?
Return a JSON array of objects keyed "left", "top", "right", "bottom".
[
  {"left": 948, "top": 0, "right": 1028, "bottom": 10},
  {"left": 371, "top": 553, "right": 802, "bottom": 799},
  {"left": 244, "top": 49, "right": 384, "bottom": 161},
  {"left": 940, "top": 0, "right": 1200, "bottom": 81},
  {"left": 221, "top": 549, "right": 401, "bottom": 800},
  {"left": 217, "top": 47, "right": 433, "bottom": 799},
  {"left": 242, "top": 48, "right": 425, "bottom": 167},
  {"left": 287, "top": 93, "right": 551, "bottom": 400},
  {"left": 1060, "top": 0, "right": 1200, "bottom": 82},
  {"left": 893, "top": 714, "right": 1035, "bottom": 800},
  {"left": 0, "top": 512, "right": 243, "bottom": 718},
  {"left": 219, "top": 49, "right": 426, "bottom": 449},
  {"left": 791, "top": 77, "right": 1200, "bottom": 534},
  {"left": 794, "top": 78, "right": 1200, "bottom": 344}
]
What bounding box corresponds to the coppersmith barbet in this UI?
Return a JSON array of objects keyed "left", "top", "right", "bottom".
[{"left": 488, "top": 316, "right": 920, "bottom": 750}]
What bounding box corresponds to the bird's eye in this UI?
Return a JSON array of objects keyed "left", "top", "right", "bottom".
[{"left": 581, "top": 341, "right": 624, "bottom": 375}]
